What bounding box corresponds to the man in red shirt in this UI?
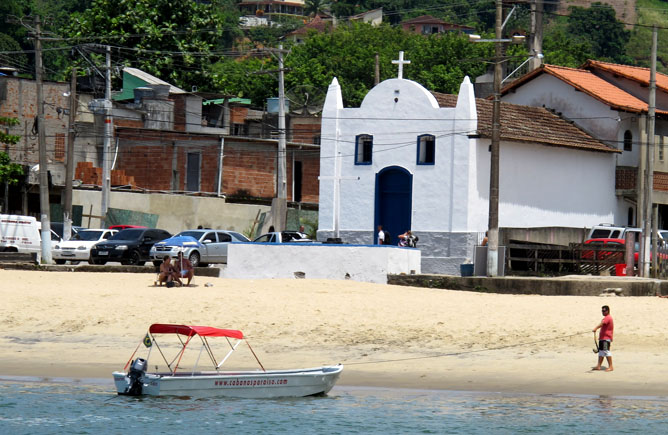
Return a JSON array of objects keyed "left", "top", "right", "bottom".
[{"left": 593, "top": 305, "right": 614, "bottom": 371}]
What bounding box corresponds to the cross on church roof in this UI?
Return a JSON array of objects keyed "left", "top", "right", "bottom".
[{"left": 392, "top": 51, "right": 411, "bottom": 80}]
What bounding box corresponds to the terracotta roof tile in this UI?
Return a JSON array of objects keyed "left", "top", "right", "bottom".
[
  {"left": 433, "top": 92, "right": 619, "bottom": 154},
  {"left": 584, "top": 60, "right": 668, "bottom": 93},
  {"left": 402, "top": 15, "right": 447, "bottom": 25},
  {"left": 501, "top": 64, "right": 668, "bottom": 116},
  {"left": 287, "top": 15, "right": 332, "bottom": 37}
]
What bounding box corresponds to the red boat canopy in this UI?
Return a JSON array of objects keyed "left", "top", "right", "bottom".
[{"left": 149, "top": 324, "right": 244, "bottom": 339}]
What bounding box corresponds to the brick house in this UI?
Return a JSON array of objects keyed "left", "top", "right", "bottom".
[
  {"left": 0, "top": 75, "right": 72, "bottom": 214},
  {"left": 2, "top": 67, "right": 321, "bottom": 218},
  {"left": 93, "top": 69, "right": 322, "bottom": 204},
  {"left": 112, "top": 127, "right": 319, "bottom": 203}
]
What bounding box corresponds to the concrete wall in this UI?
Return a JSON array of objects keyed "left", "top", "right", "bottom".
[
  {"left": 501, "top": 227, "right": 590, "bottom": 246},
  {"left": 222, "top": 243, "right": 421, "bottom": 283},
  {"left": 72, "top": 189, "right": 269, "bottom": 234}
]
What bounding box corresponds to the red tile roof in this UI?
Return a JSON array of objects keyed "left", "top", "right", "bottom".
[
  {"left": 584, "top": 60, "right": 668, "bottom": 93},
  {"left": 400, "top": 15, "right": 475, "bottom": 30},
  {"left": 287, "top": 14, "right": 332, "bottom": 36},
  {"left": 433, "top": 92, "right": 619, "bottom": 154},
  {"left": 402, "top": 15, "right": 448, "bottom": 25},
  {"left": 501, "top": 64, "right": 668, "bottom": 116}
]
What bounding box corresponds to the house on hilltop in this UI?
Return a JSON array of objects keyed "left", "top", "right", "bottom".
[
  {"left": 318, "top": 56, "right": 618, "bottom": 274},
  {"left": 400, "top": 15, "right": 474, "bottom": 35}
]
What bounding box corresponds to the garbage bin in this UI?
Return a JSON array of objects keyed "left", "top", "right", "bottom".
[
  {"left": 460, "top": 263, "right": 474, "bottom": 277},
  {"left": 615, "top": 264, "right": 627, "bottom": 276}
]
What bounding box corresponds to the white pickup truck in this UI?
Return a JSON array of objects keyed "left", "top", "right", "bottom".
[{"left": 588, "top": 224, "right": 641, "bottom": 240}]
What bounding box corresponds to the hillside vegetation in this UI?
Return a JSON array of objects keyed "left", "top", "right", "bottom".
[{"left": 1, "top": 0, "right": 668, "bottom": 106}]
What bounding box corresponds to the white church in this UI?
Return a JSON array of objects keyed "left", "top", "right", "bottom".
[{"left": 317, "top": 53, "right": 621, "bottom": 274}]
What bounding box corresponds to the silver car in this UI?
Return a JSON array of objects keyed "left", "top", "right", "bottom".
[
  {"left": 149, "top": 229, "right": 249, "bottom": 267},
  {"left": 252, "top": 231, "right": 312, "bottom": 243}
]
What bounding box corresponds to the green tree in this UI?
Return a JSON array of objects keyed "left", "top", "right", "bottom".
[
  {"left": 64, "top": 0, "right": 241, "bottom": 91},
  {"left": 211, "top": 56, "right": 277, "bottom": 106},
  {"left": 0, "top": 117, "right": 23, "bottom": 213},
  {"left": 542, "top": 26, "right": 595, "bottom": 67},
  {"left": 566, "top": 3, "right": 631, "bottom": 64},
  {"left": 285, "top": 22, "right": 493, "bottom": 106}
]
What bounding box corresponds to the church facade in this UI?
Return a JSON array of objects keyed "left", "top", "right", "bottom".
[{"left": 318, "top": 62, "right": 620, "bottom": 274}]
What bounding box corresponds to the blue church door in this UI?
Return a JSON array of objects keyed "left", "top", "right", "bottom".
[{"left": 375, "top": 166, "right": 413, "bottom": 245}]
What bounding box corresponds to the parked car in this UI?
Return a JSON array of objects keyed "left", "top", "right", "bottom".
[
  {"left": 51, "top": 222, "right": 85, "bottom": 240},
  {"left": 150, "top": 229, "right": 249, "bottom": 267},
  {"left": 583, "top": 238, "right": 668, "bottom": 264},
  {"left": 582, "top": 238, "right": 626, "bottom": 261},
  {"left": 252, "top": 231, "right": 313, "bottom": 243},
  {"left": 52, "top": 229, "right": 117, "bottom": 264},
  {"left": 90, "top": 228, "right": 171, "bottom": 265}
]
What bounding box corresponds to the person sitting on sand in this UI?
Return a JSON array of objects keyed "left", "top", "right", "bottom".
[
  {"left": 158, "top": 256, "right": 180, "bottom": 286},
  {"left": 176, "top": 251, "right": 194, "bottom": 286}
]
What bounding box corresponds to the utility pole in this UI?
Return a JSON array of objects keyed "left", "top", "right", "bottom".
[
  {"left": 254, "top": 45, "right": 290, "bottom": 231},
  {"left": 34, "top": 15, "right": 52, "bottom": 263},
  {"left": 100, "top": 46, "right": 112, "bottom": 228},
  {"left": 641, "top": 25, "right": 657, "bottom": 277},
  {"left": 374, "top": 53, "right": 380, "bottom": 86},
  {"left": 63, "top": 67, "right": 77, "bottom": 240},
  {"left": 529, "top": 0, "right": 544, "bottom": 71},
  {"left": 487, "top": 0, "right": 503, "bottom": 277},
  {"left": 277, "top": 43, "right": 287, "bottom": 201},
  {"left": 469, "top": 0, "right": 525, "bottom": 276}
]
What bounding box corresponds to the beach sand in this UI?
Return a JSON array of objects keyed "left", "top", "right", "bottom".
[{"left": 2, "top": 269, "right": 667, "bottom": 396}]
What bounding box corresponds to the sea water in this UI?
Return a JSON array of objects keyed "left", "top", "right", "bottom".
[{"left": 1, "top": 379, "right": 667, "bottom": 434}]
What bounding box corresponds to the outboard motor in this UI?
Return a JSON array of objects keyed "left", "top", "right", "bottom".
[{"left": 123, "top": 358, "right": 147, "bottom": 396}]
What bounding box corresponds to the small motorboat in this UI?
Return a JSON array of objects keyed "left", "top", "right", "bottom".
[{"left": 112, "top": 324, "right": 343, "bottom": 398}]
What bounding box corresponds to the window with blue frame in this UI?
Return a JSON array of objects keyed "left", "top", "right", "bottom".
[
  {"left": 417, "top": 134, "right": 435, "bottom": 165},
  {"left": 355, "top": 134, "right": 373, "bottom": 165}
]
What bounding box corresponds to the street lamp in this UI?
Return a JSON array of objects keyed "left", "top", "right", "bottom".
[{"left": 469, "top": 0, "right": 525, "bottom": 277}]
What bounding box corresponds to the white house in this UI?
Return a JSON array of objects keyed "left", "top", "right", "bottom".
[
  {"left": 318, "top": 55, "right": 620, "bottom": 274},
  {"left": 500, "top": 61, "right": 668, "bottom": 228}
]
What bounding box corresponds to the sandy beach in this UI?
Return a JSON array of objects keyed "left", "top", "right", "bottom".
[{"left": 2, "top": 269, "right": 668, "bottom": 397}]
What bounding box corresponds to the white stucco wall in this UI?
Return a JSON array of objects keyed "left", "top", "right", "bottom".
[
  {"left": 594, "top": 70, "right": 668, "bottom": 110},
  {"left": 495, "top": 141, "right": 616, "bottom": 227},
  {"left": 222, "top": 243, "right": 421, "bottom": 283},
  {"left": 319, "top": 77, "right": 477, "bottom": 235},
  {"left": 501, "top": 75, "right": 621, "bottom": 144}
]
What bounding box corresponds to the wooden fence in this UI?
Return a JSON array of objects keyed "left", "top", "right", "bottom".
[{"left": 506, "top": 242, "right": 633, "bottom": 277}]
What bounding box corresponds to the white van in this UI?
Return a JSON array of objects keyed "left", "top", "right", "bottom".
[{"left": 0, "top": 214, "right": 41, "bottom": 255}]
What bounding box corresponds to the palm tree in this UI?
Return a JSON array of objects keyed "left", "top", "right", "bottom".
[{"left": 304, "top": 0, "right": 331, "bottom": 17}]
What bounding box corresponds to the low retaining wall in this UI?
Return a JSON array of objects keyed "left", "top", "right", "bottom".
[
  {"left": 223, "top": 243, "right": 421, "bottom": 283},
  {"left": 388, "top": 274, "right": 668, "bottom": 296}
]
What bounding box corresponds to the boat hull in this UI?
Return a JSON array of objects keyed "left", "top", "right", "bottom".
[{"left": 113, "top": 365, "right": 342, "bottom": 398}]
